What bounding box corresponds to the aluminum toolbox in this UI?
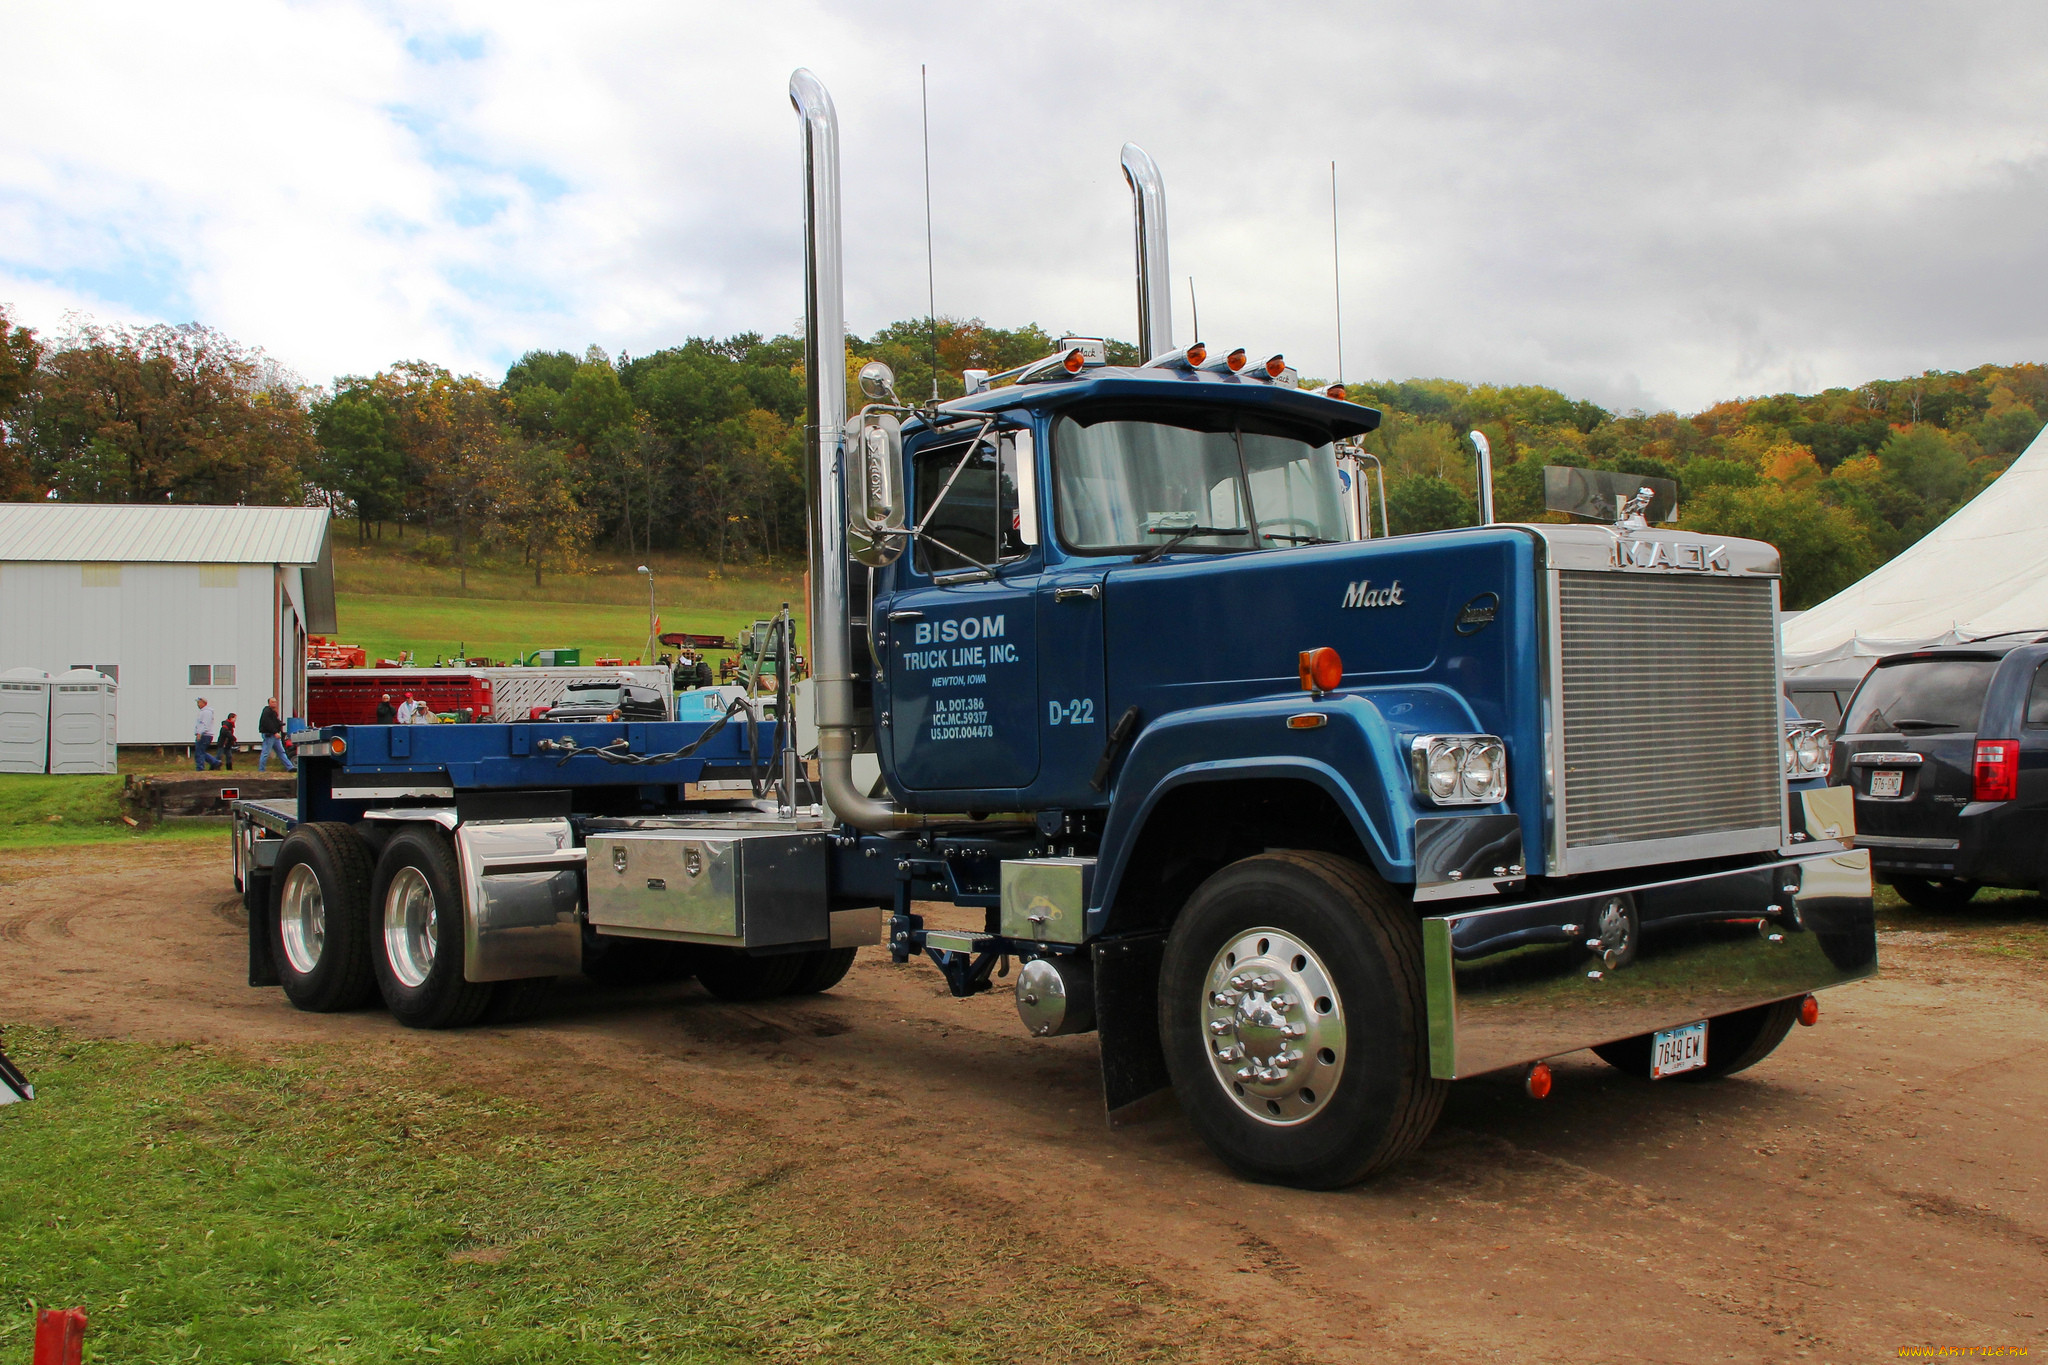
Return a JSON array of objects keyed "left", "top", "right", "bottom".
[{"left": 584, "top": 828, "right": 829, "bottom": 947}]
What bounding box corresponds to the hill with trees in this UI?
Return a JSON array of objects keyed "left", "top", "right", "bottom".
[{"left": 1, "top": 301, "right": 2038, "bottom": 609}]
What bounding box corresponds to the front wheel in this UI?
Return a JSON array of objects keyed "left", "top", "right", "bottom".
[
  {"left": 1593, "top": 997, "right": 1804, "bottom": 1080},
  {"left": 1159, "top": 851, "right": 1446, "bottom": 1189},
  {"left": 369, "top": 827, "right": 495, "bottom": 1029}
]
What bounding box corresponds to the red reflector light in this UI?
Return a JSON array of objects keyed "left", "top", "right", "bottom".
[
  {"left": 1185, "top": 342, "right": 1207, "bottom": 366},
  {"left": 330, "top": 737, "right": 346, "bottom": 755},
  {"left": 1063, "top": 347, "right": 1085, "bottom": 374},
  {"left": 1974, "top": 739, "right": 2019, "bottom": 801},
  {"left": 1525, "top": 1062, "right": 1552, "bottom": 1099},
  {"left": 219, "top": 788, "right": 239, "bottom": 801},
  {"left": 1286, "top": 713, "right": 1327, "bottom": 730},
  {"left": 1798, "top": 995, "right": 1819, "bottom": 1027},
  {"left": 1297, "top": 646, "right": 1343, "bottom": 693},
  {"left": 1263, "top": 353, "right": 1286, "bottom": 378},
  {"left": 1224, "top": 348, "right": 1247, "bottom": 372}
]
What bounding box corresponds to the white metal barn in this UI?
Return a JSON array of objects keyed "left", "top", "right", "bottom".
[{"left": 0, "top": 504, "right": 337, "bottom": 746}]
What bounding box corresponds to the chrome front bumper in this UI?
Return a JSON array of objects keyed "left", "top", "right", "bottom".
[{"left": 1422, "top": 846, "right": 1874, "bottom": 1079}]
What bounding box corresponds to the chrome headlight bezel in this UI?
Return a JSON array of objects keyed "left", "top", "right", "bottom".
[
  {"left": 1409, "top": 734, "right": 1509, "bottom": 807},
  {"left": 1782, "top": 719, "right": 1830, "bottom": 780}
]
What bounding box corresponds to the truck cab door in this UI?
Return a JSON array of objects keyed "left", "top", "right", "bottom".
[{"left": 877, "top": 428, "right": 1040, "bottom": 796}]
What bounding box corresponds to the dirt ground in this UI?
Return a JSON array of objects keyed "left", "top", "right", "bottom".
[{"left": 3, "top": 840, "right": 2043, "bottom": 1364}]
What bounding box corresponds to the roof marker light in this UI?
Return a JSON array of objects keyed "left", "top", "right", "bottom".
[
  {"left": 1062, "top": 347, "right": 1086, "bottom": 374},
  {"left": 1320, "top": 383, "right": 1347, "bottom": 401},
  {"left": 1262, "top": 353, "right": 1286, "bottom": 378},
  {"left": 1143, "top": 343, "right": 1206, "bottom": 371},
  {"left": 1298, "top": 646, "right": 1343, "bottom": 694},
  {"left": 1223, "top": 348, "right": 1247, "bottom": 373}
]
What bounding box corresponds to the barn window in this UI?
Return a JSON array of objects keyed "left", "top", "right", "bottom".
[
  {"left": 81, "top": 563, "right": 122, "bottom": 587},
  {"left": 189, "top": 665, "right": 211, "bottom": 686},
  {"left": 214, "top": 664, "right": 237, "bottom": 686}
]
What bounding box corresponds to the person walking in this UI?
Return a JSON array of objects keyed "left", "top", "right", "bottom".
[
  {"left": 375, "top": 693, "right": 398, "bottom": 724},
  {"left": 217, "top": 712, "right": 239, "bottom": 770},
  {"left": 193, "top": 697, "right": 221, "bottom": 770},
  {"left": 257, "top": 697, "right": 295, "bottom": 772}
]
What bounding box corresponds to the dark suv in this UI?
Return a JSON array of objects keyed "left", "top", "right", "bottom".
[
  {"left": 541, "top": 681, "right": 669, "bottom": 724},
  {"left": 1832, "top": 635, "right": 2048, "bottom": 909}
]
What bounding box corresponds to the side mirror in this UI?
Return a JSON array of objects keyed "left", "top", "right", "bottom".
[
  {"left": 858, "top": 360, "right": 899, "bottom": 404},
  {"left": 844, "top": 412, "right": 906, "bottom": 567}
]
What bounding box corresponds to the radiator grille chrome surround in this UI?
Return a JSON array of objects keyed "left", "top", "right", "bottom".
[{"left": 1548, "top": 570, "right": 1784, "bottom": 875}]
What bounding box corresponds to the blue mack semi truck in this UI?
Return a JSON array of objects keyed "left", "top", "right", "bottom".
[{"left": 231, "top": 69, "right": 1875, "bottom": 1189}]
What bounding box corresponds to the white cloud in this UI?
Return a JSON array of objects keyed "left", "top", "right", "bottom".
[{"left": 4, "top": 0, "right": 2047, "bottom": 410}]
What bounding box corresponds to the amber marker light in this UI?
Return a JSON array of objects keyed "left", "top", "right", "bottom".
[
  {"left": 1286, "top": 713, "right": 1328, "bottom": 730},
  {"left": 1185, "top": 342, "right": 1208, "bottom": 366},
  {"left": 1525, "top": 1062, "right": 1553, "bottom": 1099},
  {"left": 1262, "top": 353, "right": 1286, "bottom": 378},
  {"left": 1323, "top": 383, "right": 1347, "bottom": 401},
  {"left": 1224, "top": 348, "right": 1248, "bottom": 372},
  {"left": 1298, "top": 646, "right": 1343, "bottom": 693},
  {"left": 330, "top": 737, "right": 347, "bottom": 754},
  {"left": 1798, "top": 995, "right": 1820, "bottom": 1027},
  {"left": 1062, "top": 347, "right": 1086, "bottom": 374}
]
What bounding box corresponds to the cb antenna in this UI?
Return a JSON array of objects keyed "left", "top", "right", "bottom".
[
  {"left": 921, "top": 64, "right": 939, "bottom": 402},
  {"left": 1189, "top": 276, "right": 1200, "bottom": 343},
  {"left": 1330, "top": 161, "right": 1344, "bottom": 387}
]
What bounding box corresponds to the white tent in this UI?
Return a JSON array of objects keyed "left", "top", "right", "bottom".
[{"left": 1782, "top": 423, "right": 2048, "bottom": 669}]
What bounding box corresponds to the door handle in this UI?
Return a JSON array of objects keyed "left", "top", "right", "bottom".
[
  {"left": 1054, "top": 585, "right": 1101, "bottom": 602},
  {"left": 886, "top": 609, "right": 925, "bottom": 623}
]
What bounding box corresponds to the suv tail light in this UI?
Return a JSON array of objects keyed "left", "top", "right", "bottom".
[{"left": 1973, "top": 740, "right": 2019, "bottom": 802}]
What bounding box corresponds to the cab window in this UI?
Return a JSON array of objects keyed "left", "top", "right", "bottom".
[
  {"left": 912, "top": 435, "right": 1025, "bottom": 575},
  {"left": 2026, "top": 662, "right": 2048, "bottom": 728}
]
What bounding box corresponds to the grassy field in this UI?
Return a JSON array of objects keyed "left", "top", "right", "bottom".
[
  {"left": 331, "top": 535, "right": 806, "bottom": 667},
  {"left": 0, "top": 774, "right": 220, "bottom": 849},
  {"left": 0, "top": 1029, "right": 1169, "bottom": 1365}
]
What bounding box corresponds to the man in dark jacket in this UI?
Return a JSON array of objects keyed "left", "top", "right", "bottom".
[
  {"left": 375, "top": 693, "right": 398, "bottom": 724},
  {"left": 257, "top": 697, "right": 294, "bottom": 772}
]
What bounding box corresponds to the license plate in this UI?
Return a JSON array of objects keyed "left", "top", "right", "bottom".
[
  {"left": 1651, "top": 1021, "right": 1708, "bottom": 1079},
  {"left": 1870, "top": 770, "right": 1903, "bottom": 797}
]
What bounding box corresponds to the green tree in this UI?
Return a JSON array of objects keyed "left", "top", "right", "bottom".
[
  {"left": 1386, "top": 475, "right": 1477, "bottom": 536},
  {"left": 1683, "top": 484, "right": 1876, "bottom": 609},
  {"left": 0, "top": 305, "right": 44, "bottom": 498}
]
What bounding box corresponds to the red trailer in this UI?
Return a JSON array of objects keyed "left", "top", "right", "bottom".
[{"left": 305, "top": 670, "right": 495, "bottom": 725}]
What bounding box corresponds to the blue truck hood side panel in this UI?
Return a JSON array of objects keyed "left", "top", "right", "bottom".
[{"left": 1100, "top": 526, "right": 1545, "bottom": 866}]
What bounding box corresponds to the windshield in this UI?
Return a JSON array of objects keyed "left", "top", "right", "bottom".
[
  {"left": 1053, "top": 412, "right": 1346, "bottom": 555},
  {"left": 561, "top": 685, "right": 623, "bottom": 708},
  {"left": 1842, "top": 658, "right": 2000, "bottom": 735}
]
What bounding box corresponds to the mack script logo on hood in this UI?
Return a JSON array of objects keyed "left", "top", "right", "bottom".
[{"left": 1341, "top": 579, "right": 1404, "bottom": 608}]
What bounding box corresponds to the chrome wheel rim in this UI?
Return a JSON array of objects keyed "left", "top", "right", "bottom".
[
  {"left": 383, "top": 866, "right": 438, "bottom": 989},
  {"left": 279, "top": 862, "right": 326, "bottom": 975},
  {"left": 1202, "top": 928, "right": 1346, "bottom": 1126}
]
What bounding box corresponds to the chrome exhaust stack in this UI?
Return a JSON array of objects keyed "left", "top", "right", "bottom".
[
  {"left": 1120, "top": 144, "right": 1172, "bottom": 362},
  {"left": 791, "top": 68, "right": 940, "bottom": 832},
  {"left": 1468, "top": 431, "right": 1496, "bottom": 525}
]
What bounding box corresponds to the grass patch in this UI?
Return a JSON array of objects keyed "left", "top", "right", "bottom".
[
  {"left": 332, "top": 541, "right": 806, "bottom": 666},
  {"left": 0, "top": 1029, "right": 1178, "bottom": 1364},
  {"left": 1874, "top": 882, "right": 2047, "bottom": 963},
  {"left": 0, "top": 775, "right": 222, "bottom": 850}
]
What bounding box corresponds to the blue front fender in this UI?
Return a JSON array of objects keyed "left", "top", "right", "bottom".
[{"left": 1089, "top": 685, "right": 1493, "bottom": 932}]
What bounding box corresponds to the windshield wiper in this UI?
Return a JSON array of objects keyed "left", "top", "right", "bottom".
[
  {"left": 1889, "top": 718, "right": 1958, "bottom": 731},
  {"left": 1262, "top": 533, "right": 1333, "bottom": 545},
  {"left": 1134, "top": 525, "right": 1250, "bottom": 565}
]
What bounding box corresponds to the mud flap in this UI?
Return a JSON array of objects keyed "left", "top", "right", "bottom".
[
  {"left": 1093, "top": 931, "right": 1172, "bottom": 1125},
  {"left": 246, "top": 869, "right": 278, "bottom": 988}
]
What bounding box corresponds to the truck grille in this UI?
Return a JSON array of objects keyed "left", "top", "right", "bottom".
[{"left": 1556, "top": 572, "right": 1781, "bottom": 856}]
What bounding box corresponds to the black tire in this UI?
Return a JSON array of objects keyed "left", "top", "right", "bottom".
[
  {"left": 1592, "top": 997, "right": 1805, "bottom": 1080},
  {"left": 785, "top": 947, "right": 858, "bottom": 995},
  {"left": 1889, "top": 876, "right": 1979, "bottom": 913},
  {"left": 270, "top": 822, "right": 378, "bottom": 1013},
  {"left": 483, "top": 977, "right": 555, "bottom": 1025},
  {"left": 369, "top": 826, "right": 495, "bottom": 1029},
  {"left": 580, "top": 930, "right": 699, "bottom": 987},
  {"left": 1158, "top": 851, "right": 1447, "bottom": 1189},
  {"left": 694, "top": 949, "right": 804, "bottom": 1001}
]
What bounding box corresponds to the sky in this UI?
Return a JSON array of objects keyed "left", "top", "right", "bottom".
[{"left": 5, "top": 1, "right": 2048, "bottom": 414}]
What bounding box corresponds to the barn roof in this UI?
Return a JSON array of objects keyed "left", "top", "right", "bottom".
[{"left": 0, "top": 503, "right": 336, "bottom": 632}]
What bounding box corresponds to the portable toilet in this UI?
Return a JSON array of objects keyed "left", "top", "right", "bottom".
[
  {"left": 47, "top": 668, "right": 118, "bottom": 775},
  {"left": 0, "top": 668, "right": 51, "bottom": 773}
]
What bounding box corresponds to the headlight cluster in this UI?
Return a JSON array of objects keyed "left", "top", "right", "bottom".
[
  {"left": 1409, "top": 734, "right": 1508, "bottom": 806},
  {"left": 1783, "top": 720, "right": 1830, "bottom": 781}
]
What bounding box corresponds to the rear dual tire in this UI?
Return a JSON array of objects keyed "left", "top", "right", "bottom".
[
  {"left": 271, "top": 822, "right": 379, "bottom": 1013},
  {"left": 1888, "top": 876, "right": 1979, "bottom": 913},
  {"left": 369, "top": 827, "right": 496, "bottom": 1029}
]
